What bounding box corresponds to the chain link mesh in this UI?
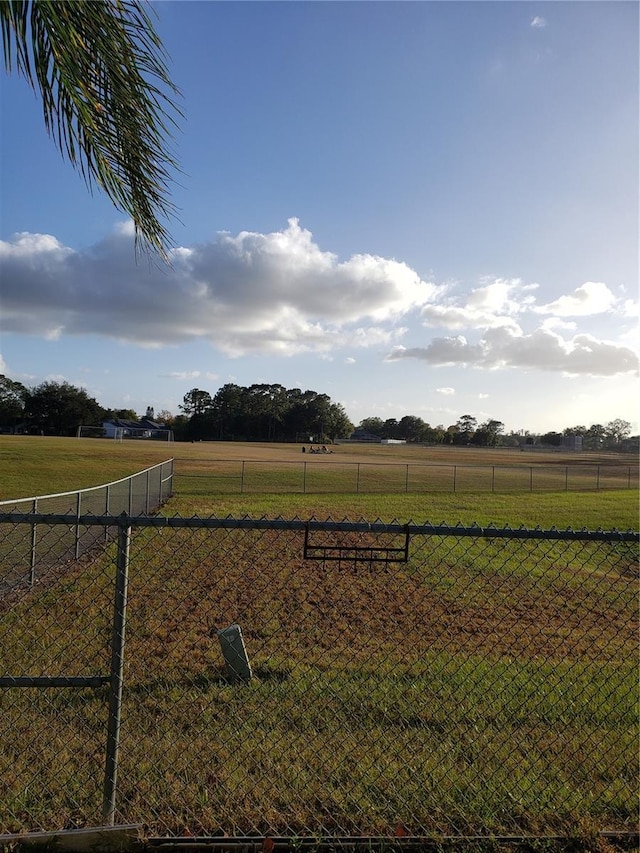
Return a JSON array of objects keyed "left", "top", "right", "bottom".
[
  {"left": 1, "top": 515, "right": 637, "bottom": 840},
  {"left": 0, "top": 461, "right": 173, "bottom": 594},
  {"left": 178, "top": 460, "right": 638, "bottom": 495}
]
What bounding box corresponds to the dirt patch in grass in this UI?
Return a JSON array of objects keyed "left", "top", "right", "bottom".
[{"left": 123, "top": 528, "right": 637, "bottom": 678}]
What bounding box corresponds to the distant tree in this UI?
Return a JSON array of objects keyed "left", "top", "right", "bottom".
[
  {"left": 382, "top": 418, "right": 401, "bottom": 440},
  {"left": 103, "top": 407, "right": 138, "bottom": 421},
  {"left": 563, "top": 425, "right": 587, "bottom": 436},
  {"left": 155, "top": 409, "right": 174, "bottom": 425},
  {"left": 472, "top": 419, "right": 504, "bottom": 447},
  {"left": 454, "top": 414, "right": 477, "bottom": 445},
  {"left": 604, "top": 419, "right": 632, "bottom": 447},
  {"left": 325, "top": 402, "right": 353, "bottom": 440},
  {"left": 24, "top": 381, "right": 105, "bottom": 435},
  {"left": 444, "top": 424, "right": 458, "bottom": 445},
  {"left": 357, "top": 417, "right": 384, "bottom": 436},
  {"left": 0, "top": 374, "right": 28, "bottom": 430},
  {"left": 180, "top": 388, "right": 213, "bottom": 417},
  {"left": 170, "top": 414, "right": 190, "bottom": 441},
  {"left": 282, "top": 388, "right": 312, "bottom": 439},
  {"left": 397, "top": 415, "right": 427, "bottom": 442},
  {"left": 209, "top": 383, "right": 246, "bottom": 440},
  {"left": 246, "top": 384, "right": 288, "bottom": 440},
  {"left": 501, "top": 432, "right": 522, "bottom": 448},
  {"left": 540, "top": 431, "right": 563, "bottom": 446},
  {"left": 584, "top": 424, "right": 606, "bottom": 450},
  {"left": 294, "top": 391, "right": 334, "bottom": 442},
  {"left": 421, "top": 424, "right": 445, "bottom": 444},
  {"left": 619, "top": 433, "right": 639, "bottom": 453}
]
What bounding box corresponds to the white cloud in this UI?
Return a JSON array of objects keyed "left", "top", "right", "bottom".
[
  {"left": 418, "top": 279, "right": 630, "bottom": 351},
  {"left": 0, "top": 232, "right": 70, "bottom": 258},
  {"left": 540, "top": 317, "right": 577, "bottom": 332},
  {"left": 387, "top": 325, "right": 639, "bottom": 377},
  {"left": 436, "top": 387, "right": 455, "bottom": 395},
  {"left": 535, "top": 281, "right": 618, "bottom": 317},
  {"left": 530, "top": 16, "right": 547, "bottom": 28},
  {"left": 164, "top": 370, "right": 203, "bottom": 380},
  {"left": 2, "top": 223, "right": 635, "bottom": 389},
  {"left": 420, "top": 278, "right": 536, "bottom": 331},
  {"left": 114, "top": 220, "right": 136, "bottom": 237},
  {"left": 345, "top": 357, "right": 356, "bottom": 364},
  {"left": 0, "top": 354, "right": 6, "bottom": 374},
  {"left": 0, "top": 219, "right": 437, "bottom": 357}
]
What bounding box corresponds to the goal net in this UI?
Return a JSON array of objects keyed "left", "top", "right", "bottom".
[{"left": 76, "top": 425, "right": 112, "bottom": 439}]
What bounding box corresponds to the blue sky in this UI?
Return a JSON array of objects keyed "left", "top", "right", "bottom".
[{"left": 1, "top": 1, "right": 638, "bottom": 434}]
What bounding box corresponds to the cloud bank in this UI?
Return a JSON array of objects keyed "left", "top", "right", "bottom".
[
  {"left": 1, "top": 220, "right": 636, "bottom": 377},
  {"left": 387, "top": 327, "right": 638, "bottom": 377},
  {"left": 0, "top": 219, "right": 433, "bottom": 357},
  {"left": 397, "top": 278, "right": 638, "bottom": 377}
]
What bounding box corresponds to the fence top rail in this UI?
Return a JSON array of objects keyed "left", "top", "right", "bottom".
[
  {"left": 183, "top": 458, "right": 635, "bottom": 470},
  {"left": 0, "top": 511, "right": 637, "bottom": 541},
  {"left": 0, "top": 459, "right": 174, "bottom": 507}
]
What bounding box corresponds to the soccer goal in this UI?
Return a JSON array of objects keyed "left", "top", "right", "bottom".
[{"left": 76, "top": 425, "right": 111, "bottom": 439}]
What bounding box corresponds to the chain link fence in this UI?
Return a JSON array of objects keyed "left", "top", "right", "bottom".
[
  {"left": 0, "top": 513, "right": 637, "bottom": 843},
  {"left": 0, "top": 460, "right": 173, "bottom": 595},
  {"left": 177, "top": 459, "right": 638, "bottom": 495}
]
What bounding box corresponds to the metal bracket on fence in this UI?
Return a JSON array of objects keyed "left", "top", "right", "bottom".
[{"left": 303, "top": 524, "right": 410, "bottom": 563}]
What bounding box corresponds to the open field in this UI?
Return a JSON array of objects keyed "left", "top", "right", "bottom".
[
  {"left": 0, "top": 437, "right": 638, "bottom": 841},
  {"left": 1, "top": 517, "right": 637, "bottom": 840},
  {"left": 1, "top": 436, "right": 638, "bottom": 530}
]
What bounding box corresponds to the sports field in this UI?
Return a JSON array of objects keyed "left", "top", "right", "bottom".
[
  {"left": 1, "top": 435, "right": 638, "bottom": 528},
  {"left": 0, "top": 436, "right": 638, "bottom": 843}
]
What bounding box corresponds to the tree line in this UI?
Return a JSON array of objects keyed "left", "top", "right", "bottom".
[
  {"left": 0, "top": 375, "right": 635, "bottom": 450},
  {"left": 177, "top": 384, "right": 353, "bottom": 442},
  {"left": 0, "top": 377, "right": 354, "bottom": 442},
  {"left": 357, "top": 413, "right": 635, "bottom": 451}
]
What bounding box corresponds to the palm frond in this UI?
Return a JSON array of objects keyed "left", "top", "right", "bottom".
[{"left": 1, "top": 0, "right": 181, "bottom": 260}]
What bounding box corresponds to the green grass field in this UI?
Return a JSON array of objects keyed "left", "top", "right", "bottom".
[
  {"left": 1, "top": 435, "right": 638, "bottom": 529},
  {"left": 0, "top": 436, "right": 638, "bottom": 843}
]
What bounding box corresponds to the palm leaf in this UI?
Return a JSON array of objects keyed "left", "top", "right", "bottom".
[{"left": 1, "top": 0, "right": 181, "bottom": 259}]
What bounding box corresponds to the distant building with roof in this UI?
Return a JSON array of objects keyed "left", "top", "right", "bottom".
[{"left": 103, "top": 406, "right": 171, "bottom": 440}]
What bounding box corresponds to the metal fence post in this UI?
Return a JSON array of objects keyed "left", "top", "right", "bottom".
[
  {"left": 105, "top": 484, "right": 111, "bottom": 542},
  {"left": 102, "top": 519, "right": 131, "bottom": 826},
  {"left": 303, "top": 461, "right": 307, "bottom": 494},
  {"left": 146, "top": 469, "right": 150, "bottom": 514},
  {"left": 128, "top": 476, "right": 133, "bottom": 514},
  {"left": 30, "top": 498, "right": 37, "bottom": 585},
  {"left": 74, "top": 491, "right": 82, "bottom": 559}
]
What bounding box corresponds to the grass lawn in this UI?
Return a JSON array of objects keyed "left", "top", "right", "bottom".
[
  {"left": 0, "top": 436, "right": 638, "bottom": 841},
  {"left": 1, "top": 435, "right": 638, "bottom": 529}
]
